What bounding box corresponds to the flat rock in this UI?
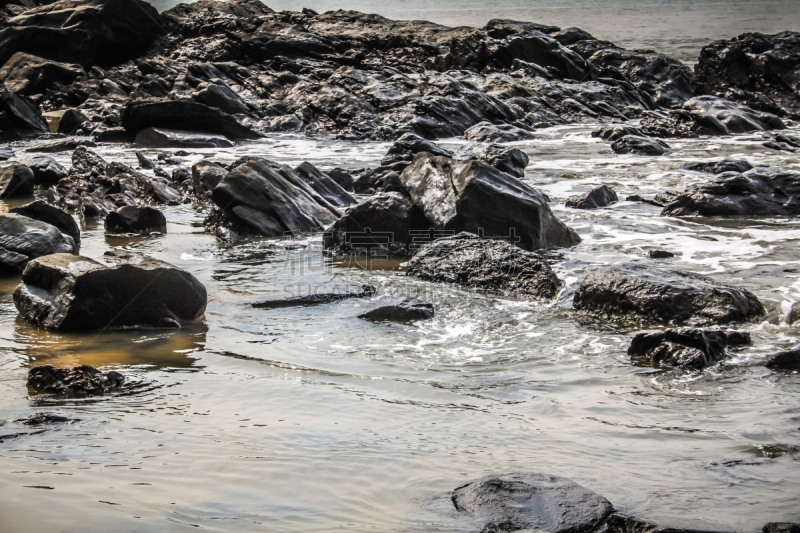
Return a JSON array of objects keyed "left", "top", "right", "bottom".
[
  {"left": 566, "top": 185, "right": 618, "bottom": 209},
  {"left": 359, "top": 300, "right": 434, "bottom": 322},
  {"left": 135, "top": 127, "right": 235, "bottom": 148},
  {"left": 27, "top": 364, "right": 125, "bottom": 395},
  {"left": 104, "top": 206, "right": 167, "bottom": 235},
  {"left": 0, "top": 213, "right": 75, "bottom": 274},
  {"left": 682, "top": 160, "right": 753, "bottom": 174},
  {"left": 628, "top": 327, "right": 750, "bottom": 370}
]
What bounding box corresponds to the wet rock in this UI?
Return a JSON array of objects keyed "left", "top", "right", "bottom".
[
  {"left": 764, "top": 141, "right": 797, "bottom": 153},
  {"left": 253, "top": 284, "right": 376, "bottom": 309},
  {"left": 611, "top": 135, "right": 669, "bottom": 156},
  {"left": 0, "top": 26, "right": 96, "bottom": 69},
  {"left": 603, "top": 513, "right": 735, "bottom": 533},
  {"left": 765, "top": 347, "right": 800, "bottom": 371},
  {"left": 191, "top": 160, "right": 228, "bottom": 197},
  {"left": 94, "top": 127, "right": 129, "bottom": 143},
  {"left": 399, "top": 153, "right": 579, "bottom": 252},
  {"left": 326, "top": 168, "right": 355, "bottom": 192},
  {"left": 639, "top": 108, "right": 731, "bottom": 138},
  {"left": 457, "top": 142, "right": 529, "bottom": 179},
  {"left": 573, "top": 263, "right": 765, "bottom": 326},
  {"left": 121, "top": 100, "right": 259, "bottom": 141},
  {"left": 105, "top": 206, "right": 167, "bottom": 235},
  {"left": 9, "top": 200, "right": 80, "bottom": 250},
  {"left": 683, "top": 96, "right": 785, "bottom": 133},
  {"left": 566, "top": 185, "right": 618, "bottom": 209},
  {"left": 682, "top": 160, "right": 753, "bottom": 174},
  {"left": 294, "top": 162, "right": 357, "bottom": 209},
  {"left": 0, "top": 52, "right": 84, "bottom": 95},
  {"left": 647, "top": 250, "right": 674, "bottom": 259},
  {"left": 324, "top": 192, "right": 429, "bottom": 258},
  {"left": 134, "top": 127, "right": 235, "bottom": 148},
  {"left": 0, "top": 147, "right": 14, "bottom": 160},
  {"left": 381, "top": 132, "right": 454, "bottom": 169},
  {"left": 25, "top": 138, "right": 96, "bottom": 153},
  {"left": 136, "top": 152, "right": 156, "bottom": 170},
  {"left": 359, "top": 300, "right": 434, "bottom": 322},
  {"left": 763, "top": 524, "right": 800, "bottom": 533},
  {"left": 27, "top": 365, "right": 125, "bottom": 395},
  {"left": 0, "top": 85, "right": 48, "bottom": 136},
  {"left": 56, "top": 109, "right": 90, "bottom": 135},
  {"left": 592, "top": 124, "right": 645, "bottom": 142},
  {"left": 660, "top": 167, "right": 800, "bottom": 217},
  {"left": 406, "top": 232, "right": 562, "bottom": 299},
  {"left": 0, "top": 163, "right": 34, "bottom": 197},
  {"left": 451, "top": 472, "right": 613, "bottom": 533},
  {"left": 13, "top": 250, "right": 207, "bottom": 331},
  {"left": 19, "top": 155, "right": 67, "bottom": 185},
  {"left": 463, "top": 121, "right": 535, "bottom": 142},
  {"left": 552, "top": 27, "right": 595, "bottom": 47},
  {"left": 628, "top": 327, "right": 750, "bottom": 370},
  {"left": 15, "top": 413, "right": 73, "bottom": 425},
  {"left": 0, "top": 213, "right": 76, "bottom": 273}
]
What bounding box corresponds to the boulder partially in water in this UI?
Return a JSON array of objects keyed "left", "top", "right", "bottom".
[
  {"left": 573, "top": 263, "right": 764, "bottom": 326},
  {"left": 763, "top": 524, "right": 800, "bottom": 533},
  {"left": 191, "top": 160, "right": 228, "bottom": 197},
  {"left": 104, "top": 206, "right": 167, "bottom": 235},
  {"left": 628, "top": 327, "right": 750, "bottom": 370},
  {"left": 406, "top": 232, "right": 563, "bottom": 299},
  {"left": 9, "top": 200, "right": 80, "bottom": 250},
  {"left": 27, "top": 364, "right": 125, "bottom": 396},
  {"left": 0, "top": 163, "right": 34, "bottom": 198},
  {"left": 463, "top": 120, "right": 535, "bottom": 142},
  {"left": 359, "top": 300, "right": 434, "bottom": 322},
  {"left": 19, "top": 155, "right": 68, "bottom": 185},
  {"left": 457, "top": 142, "right": 529, "bottom": 179},
  {"left": 13, "top": 250, "right": 207, "bottom": 331},
  {"left": 682, "top": 160, "right": 753, "bottom": 174},
  {"left": 451, "top": 472, "right": 613, "bottom": 533},
  {"left": 0, "top": 213, "right": 76, "bottom": 274},
  {"left": 566, "top": 185, "right": 618, "bottom": 209},
  {"left": 765, "top": 347, "right": 800, "bottom": 371},
  {"left": 122, "top": 100, "right": 259, "bottom": 141},
  {"left": 294, "top": 161, "right": 357, "bottom": 209},
  {"left": 611, "top": 135, "right": 669, "bottom": 156},
  {"left": 253, "top": 285, "right": 376, "bottom": 309},
  {"left": 135, "top": 127, "right": 235, "bottom": 148},
  {"left": 683, "top": 96, "right": 785, "bottom": 132}
]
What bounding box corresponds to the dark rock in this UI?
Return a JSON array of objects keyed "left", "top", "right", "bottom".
[
  {"left": 56, "top": 109, "right": 89, "bottom": 135},
  {"left": 70, "top": 145, "right": 106, "bottom": 175},
  {"left": 382, "top": 132, "right": 453, "bottom": 168},
  {"left": 452, "top": 472, "right": 614, "bottom": 533},
  {"left": 0, "top": 163, "right": 34, "bottom": 197},
  {"left": 551, "top": 27, "right": 595, "bottom": 47},
  {"left": 682, "top": 160, "right": 753, "bottom": 174},
  {"left": 253, "top": 284, "right": 376, "bottom": 309},
  {"left": 457, "top": 143, "right": 529, "bottom": 179},
  {"left": 628, "top": 327, "right": 750, "bottom": 370},
  {"left": 0, "top": 85, "right": 47, "bottom": 135},
  {"left": 611, "top": 135, "right": 669, "bottom": 156},
  {"left": 0, "top": 26, "right": 96, "bottom": 69},
  {"left": 764, "top": 524, "right": 800, "bottom": 533},
  {"left": 191, "top": 160, "right": 228, "bottom": 197},
  {"left": 25, "top": 138, "right": 96, "bottom": 153},
  {"left": 121, "top": 100, "right": 259, "bottom": 140},
  {"left": 765, "top": 348, "right": 800, "bottom": 371},
  {"left": 0, "top": 52, "right": 84, "bottom": 95},
  {"left": 573, "top": 263, "right": 765, "bottom": 326},
  {"left": 639, "top": 108, "right": 731, "bottom": 139},
  {"left": 27, "top": 364, "right": 125, "bottom": 395},
  {"left": 359, "top": 300, "right": 434, "bottom": 322},
  {"left": 15, "top": 413, "right": 73, "bottom": 425},
  {"left": 294, "top": 161, "right": 357, "bottom": 209},
  {"left": 134, "top": 127, "right": 235, "bottom": 148},
  {"left": 592, "top": 124, "right": 645, "bottom": 142},
  {"left": 0, "top": 213, "right": 75, "bottom": 274},
  {"left": 20, "top": 155, "right": 68, "bottom": 185},
  {"left": 566, "top": 185, "right": 618, "bottom": 209},
  {"left": 683, "top": 96, "right": 785, "bottom": 132},
  {"left": 604, "top": 513, "right": 735, "bottom": 533},
  {"left": 136, "top": 151, "right": 156, "bottom": 170},
  {"left": 326, "top": 168, "right": 355, "bottom": 192},
  {"left": 399, "top": 153, "right": 579, "bottom": 252},
  {"left": 406, "top": 232, "right": 563, "bottom": 299},
  {"left": 105, "top": 206, "right": 167, "bottom": 235},
  {"left": 10, "top": 200, "right": 80, "bottom": 250},
  {"left": 94, "top": 127, "right": 129, "bottom": 143},
  {"left": 764, "top": 141, "right": 797, "bottom": 153},
  {"left": 660, "top": 167, "right": 800, "bottom": 217},
  {"left": 647, "top": 250, "right": 674, "bottom": 259},
  {"left": 324, "top": 192, "right": 430, "bottom": 258},
  {"left": 13, "top": 250, "right": 207, "bottom": 331},
  {"left": 0, "top": 147, "right": 14, "bottom": 160},
  {"left": 463, "top": 121, "right": 535, "bottom": 142}
]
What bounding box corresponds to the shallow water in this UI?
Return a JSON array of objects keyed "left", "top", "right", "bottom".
[{"left": 1, "top": 126, "right": 800, "bottom": 532}]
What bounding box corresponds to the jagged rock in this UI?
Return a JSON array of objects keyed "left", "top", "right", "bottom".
[
  {"left": 192, "top": 160, "right": 228, "bottom": 197},
  {"left": 27, "top": 365, "right": 125, "bottom": 395},
  {"left": 573, "top": 263, "right": 764, "bottom": 326},
  {"left": 552, "top": 27, "right": 595, "bottom": 46},
  {"left": 451, "top": 472, "right": 613, "bottom": 533},
  {"left": 463, "top": 121, "right": 535, "bottom": 142},
  {"left": 0, "top": 52, "right": 84, "bottom": 95},
  {"left": 381, "top": 132, "right": 454, "bottom": 169},
  {"left": 592, "top": 124, "right": 645, "bottom": 142},
  {"left": 647, "top": 250, "right": 674, "bottom": 259},
  {"left": 104, "top": 206, "right": 166, "bottom": 235},
  {"left": 406, "top": 232, "right": 562, "bottom": 299},
  {"left": 457, "top": 142, "right": 529, "bottom": 178},
  {"left": 9, "top": 200, "right": 80, "bottom": 249},
  {"left": 682, "top": 160, "right": 753, "bottom": 174},
  {"left": 253, "top": 284, "right": 376, "bottom": 308},
  {"left": 56, "top": 109, "right": 90, "bottom": 135},
  {"left": 683, "top": 96, "right": 785, "bottom": 132},
  {"left": 765, "top": 348, "right": 800, "bottom": 371},
  {"left": 134, "top": 127, "right": 235, "bottom": 148},
  {"left": 0, "top": 163, "right": 34, "bottom": 197},
  {"left": 136, "top": 151, "right": 156, "bottom": 170},
  {"left": 13, "top": 250, "right": 207, "bottom": 331},
  {"left": 359, "top": 300, "right": 434, "bottom": 322},
  {"left": 121, "top": 100, "right": 259, "bottom": 140},
  {"left": 0, "top": 85, "right": 47, "bottom": 136},
  {"left": 0, "top": 26, "right": 96, "bottom": 68},
  {"left": 19, "top": 155, "right": 67, "bottom": 185},
  {"left": 326, "top": 168, "right": 355, "bottom": 192},
  {"left": 15, "top": 413, "right": 73, "bottom": 425},
  {"left": 628, "top": 327, "right": 750, "bottom": 370},
  {"left": 399, "top": 153, "right": 579, "bottom": 252},
  {"left": 565, "top": 185, "right": 618, "bottom": 209},
  {"left": 611, "top": 135, "right": 669, "bottom": 156},
  {"left": 0, "top": 213, "right": 76, "bottom": 273},
  {"left": 763, "top": 524, "right": 800, "bottom": 533},
  {"left": 294, "top": 161, "right": 356, "bottom": 209}
]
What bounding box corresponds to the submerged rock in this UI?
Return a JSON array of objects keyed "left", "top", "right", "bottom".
[
  {"left": 359, "top": 300, "right": 434, "bottom": 322},
  {"left": 15, "top": 413, "right": 74, "bottom": 425},
  {"left": 9, "top": 200, "right": 81, "bottom": 250},
  {"left": 406, "top": 232, "right": 562, "bottom": 299},
  {"left": 253, "top": 285, "right": 376, "bottom": 309},
  {"left": 565, "top": 185, "right": 618, "bottom": 209},
  {"left": 682, "top": 160, "right": 753, "bottom": 174},
  {"left": 611, "top": 135, "right": 669, "bottom": 156},
  {"left": 0, "top": 163, "right": 34, "bottom": 198},
  {"left": 573, "top": 263, "right": 764, "bottom": 326},
  {"left": 0, "top": 213, "right": 76, "bottom": 274},
  {"left": 13, "top": 250, "right": 207, "bottom": 331},
  {"left": 647, "top": 250, "right": 674, "bottom": 259},
  {"left": 104, "top": 206, "right": 167, "bottom": 235},
  {"left": 135, "top": 127, "right": 235, "bottom": 148},
  {"left": 628, "top": 328, "right": 750, "bottom": 370},
  {"left": 452, "top": 472, "right": 613, "bottom": 533},
  {"left": 27, "top": 365, "right": 125, "bottom": 396},
  {"left": 765, "top": 347, "right": 800, "bottom": 371}
]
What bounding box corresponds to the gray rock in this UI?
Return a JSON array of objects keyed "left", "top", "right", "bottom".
[
  {"left": 135, "top": 127, "right": 235, "bottom": 148},
  {"left": 253, "top": 285, "right": 376, "bottom": 309},
  {"left": 136, "top": 151, "right": 156, "bottom": 170},
  {"left": 611, "top": 135, "right": 669, "bottom": 156},
  {"left": 0, "top": 163, "right": 34, "bottom": 198},
  {"left": 0, "top": 213, "right": 75, "bottom": 274},
  {"left": 763, "top": 524, "right": 800, "bottom": 533},
  {"left": 294, "top": 161, "right": 357, "bottom": 209},
  {"left": 9, "top": 200, "right": 80, "bottom": 250},
  {"left": 566, "top": 185, "right": 618, "bottom": 209},
  {"left": 682, "top": 160, "right": 753, "bottom": 174},
  {"left": 463, "top": 121, "right": 535, "bottom": 142},
  {"left": 19, "top": 155, "right": 67, "bottom": 185},
  {"left": 191, "top": 160, "right": 229, "bottom": 197},
  {"left": 628, "top": 328, "right": 750, "bottom": 370},
  {"left": 27, "top": 365, "right": 125, "bottom": 396},
  {"left": 765, "top": 348, "right": 800, "bottom": 371},
  {"left": 458, "top": 143, "right": 529, "bottom": 179}
]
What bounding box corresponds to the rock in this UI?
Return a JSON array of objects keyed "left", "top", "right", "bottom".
[
  {"left": 0, "top": 26, "right": 96, "bottom": 69},
  {"left": 121, "top": 100, "right": 259, "bottom": 140},
  {"left": 70, "top": 145, "right": 107, "bottom": 176},
  {"left": 592, "top": 124, "right": 645, "bottom": 142},
  {"left": 551, "top": 27, "right": 595, "bottom": 46},
  {"left": 253, "top": 284, "right": 376, "bottom": 308},
  {"left": 565, "top": 185, "right": 618, "bottom": 209},
  {"left": 763, "top": 524, "right": 800, "bottom": 533},
  {"left": 15, "top": 413, "right": 73, "bottom": 425},
  {"left": 9, "top": 200, "right": 80, "bottom": 250},
  {"left": 693, "top": 31, "right": 800, "bottom": 119},
  {"left": 94, "top": 127, "right": 129, "bottom": 143},
  {"left": 0, "top": 52, "right": 84, "bottom": 95},
  {"left": 463, "top": 121, "right": 535, "bottom": 142},
  {"left": 603, "top": 513, "right": 735, "bottom": 533},
  {"left": 639, "top": 108, "right": 731, "bottom": 138},
  {"left": 647, "top": 250, "right": 674, "bottom": 259},
  {"left": 135, "top": 127, "right": 235, "bottom": 148},
  {"left": 382, "top": 132, "right": 454, "bottom": 169},
  {"left": 682, "top": 160, "right": 753, "bottom": 174},
  {"left": 104, "top": 206, "right": 167, "bottom": 235},
  {"left": 764, "top": 141, "right": 797, "bottom": 153},
  {"left": 0, "top": 147, "right": 14, "bottom": 160},
  {"left": 324, "top": 192, "right": 430, "bottom": 258},
  {"left": 765, "top": 348, "right": 800, "bottom": 371},
  {"left": 683, "top": 96, "right": 785, "bottom": 132},
  {"left": 25, "top": 138, "right": 96, "bottom": 153},
  {"left": 191, "top": 160, "right": 228, "bottom": 197},
  {"left": 13, "top": 250, "right": 207, "bottom": 331},
  {"left": 406, "top": 232, "right": 563, "bottom": 299},
  {"left": 326, "top": 168, "right": 355, "bottom": 192},
  {"left": 56, "top": 109, "right": 90, "bottom": 135},
  {"left": 451, "top": 472, "right": 614, "bottom": 533},
  {"left": 0, "top": 163, "right": 34, "bottom": 197},
  {"left": 660, "top": 167, "right": 800, "bottom": 217},
  {"left": 399, "top": 153, "right": 580, "bottom": 252},
  {"left": 359, "top": 300, "right": 434, "bottom": 322},
  {"left": 628, "top": 327, "right": 750, "bottom": 370},
  {"left": 611, "top": 135, "right": 669, "bottom": 156},
  {"left": 0, "top": 86, "right": 47, "bottom": 136},
  {"left": 136, "top": 152, "right": 156, "bottom": 170},
  {"left": 27, "top": 365, "right": 125, "bottom": 395},
  {"left": 294, "top": 161, "right": 357, "bottom": 209},
  {"left": 19, "top": 155, "right": 67, "bottom": 185},
  {"left": 0, "top": 213, "right": 76, "bottom": 273},
  {"left": 573, "top": 263, "right": 765, "bottom": 326},
  {"left": 457, "top": 143, "right": 529, "bottom": 179}
]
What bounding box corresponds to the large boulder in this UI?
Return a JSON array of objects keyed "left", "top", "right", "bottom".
[
  {"left": 191, "top": 160, "right": 228, "bottom": 197},
  {"left": 0, "top": 52, "right": 84, "bottom": 95},
  {"left": 0, "top": 213, "right": 75, "bottom": 274},
  {"left": 134, "top": 127, "right": 235, "bottom": 148},
  {"left": 682, "top": 96, "right": 785, "bottom": 132},
  {"left": 399, "top": 153, "right": 579, "bottom": 252},
  {"left": 294, "top": 161, "right": 357, "bottom": 209},
  {"left": 628, "top": 328, "right": 750, "bottom": 370},
  {"left": 28, "top": 364, "right": 125, "bottom": 395},
  {"left": 13, "top": 250, "right": 207, "bottom": 331},
  {"left": 0, "top": 162, "right": 34, "bottom": 197},
  {"left": 573, "top": 263, "right": 765, "bottom": 326},
  {"left": 121, "top": 100, "right": 259, "bottom": 141},
  {"left": 406, "top": 232, "right": 563, "bottom": 299},
  {"left": 566, "top": 185, "right": 618, "bottom": 209},
  {"left": 0, "top": 85, "right": 47, "bottom": 137},
  {"left": 451, "top": 473, "right": 613, "bottom": 533},
  {"left": 9, "top": 200, "right": 80, "bottom": 250},
  {"left": 660, "top": 167, "right": 800, "bottom": 217},
  {"left": 104, "top": 206, "right": 166, "bottom": 235}
]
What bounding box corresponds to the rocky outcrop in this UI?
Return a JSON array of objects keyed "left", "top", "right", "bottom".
[
  {"left": 134, "top": 127, "right": 235, "bottom": 148},
  {"left": 765, "top": 347, "right": 800, "bottom": 371},
  {"left": 27, "top": 364, "right": 125, "bottom": 395},
  {"left": 104, "top": 206, "right": 166, "bottom": 235},
  {"left": 121, "top": 100, "right": 259, "bottom": 141},
  {"left": 0, "top": 213, "right": 76, "bottom": 273},
  {"left": 9, "top": 200, "right": 80, "bottom": 249},
  {"left": 628, "top": 327, "right": 750, "bottom": 370},
  {"left": 359, "top": 300, "right": 434, "bottom": 322},
  {"left": 13, "top": 250, "right": 207, "bottom": 330},
  {"left": 192, "top": 160, "right": 228, "bottom": 198},
  {"left": 294, "top": 161, "right": 357, "bottom": 209},
  {"left": 573, "top": 263, "right": 765, "bottom": 326},
  {"left": 406, "top": 232, "right": 562, "bottom": 299},
  {"left": 0, "top": 52, "right": 84, "bottom": 95},
  {"left": 0, "top": 162, "right": 34, "bottom": 197},
  {"left": 566, "top": 185, "right": 617, "bottom": 209}
]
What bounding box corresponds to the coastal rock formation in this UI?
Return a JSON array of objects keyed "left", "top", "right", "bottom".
[
  {"left": 19, "top": 155, "right": 68, "bottom": 185},
  {"left": 573, "top": 263, "right": 764, "bottom": 326},
  {"left": 456, "top": 142, "right": 529, "bottom": 178},
  {"left": 566, "top": 185, "right": 618, "bottom": 209},
  {"left": 293, "top": 161, "right": 357, "bottom": 209},
  {"left": 406, "top": 232, "right": 563, "bottom": 299},
  {"left": 104, "top": 206, "right": 167, "bottom": 235},
  {"left": 27, "top": 364, "right": 125, "bottom": 395},
  {"left": 0, "top": 213, "right": 76, "bottom": 273},
  {"left": 192, "top": 160, "right": 229, "bottom": 198},
  {"left": 358, "top": 300, "right": 434, "bottom": 322},
  {"left": 628, "top": 327, "right": 750, "bottom": 370},
  {"left": 683, "top": 96, "right": 786, "bottom": 132},
  {"left": 13, "top": 250, "right": 207, "bottom": 330}
]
